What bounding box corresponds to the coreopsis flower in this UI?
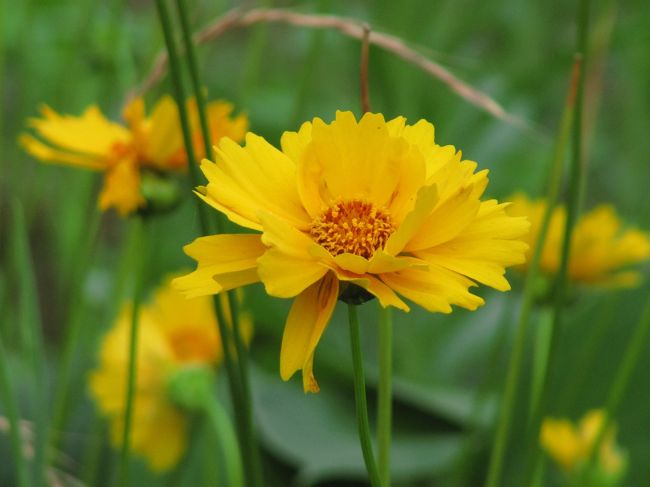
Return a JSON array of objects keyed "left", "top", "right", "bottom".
[
  {"left": 88, "top": 278, "right": 251, "bottom": 472},
  {"left": 174, "top": 111, "right": 529, "bottom": 392},
  {"left": 508, "top": 194, "right": 650, "bottom": 287},
  {"left": 20, "top": 97, "right": 247, "bottom": 216},
  {"left": 541, "top": 410, "right": 625, "bottom": 480}
]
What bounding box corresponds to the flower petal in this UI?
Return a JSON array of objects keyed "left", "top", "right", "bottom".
[
  {"left": 146, "top": 95, "right": 185, "bottom": 169},
  {"left": 381, "top": 266, "right": 484, "bottom": 313},
  {"left": 173, "top": 234, "right": 265, "bottom": 298},
  {"left": 200, "top": 134, "right": 311, "bottom": 231},
  {"left": 26, "top": 104, "right": 130, "bottom": 159},
  {"left": 257, "top": 212, "right": 328, "bottom": 297},
  {"left": 99, "top": 160, "right": 144, "bottom": 216},
  {"left": 19, "top": 134, "right": 106, "bottom": 170},
  {"left": 280, "top": 273, "right": 339, "bottom": 393},
  {"left": 384, "top": 184, "right": 438, "bottom": 256}
]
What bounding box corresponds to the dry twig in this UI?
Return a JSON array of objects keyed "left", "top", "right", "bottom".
[{"left": 138, "top": 8, "right": 529, "bottom": 129}]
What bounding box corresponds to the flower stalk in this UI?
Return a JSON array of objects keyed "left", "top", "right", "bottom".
[
  {"left": 580, "top": 300, "right": 650, "bottom": 485},
  {"left": 484, "top": 55, "right": 579, "bottom": 487},
  {"left": 348, "top": 304, "right": 382, "bottom": 487},
  {"left": 118, "top": 216, "right": 147, "bottom": 487},
  {"left": 377, "top": 306, "right": 392, "bottom": 485},
  {"left": 154, "top": 1, "right": 262, "bottom": 485}
]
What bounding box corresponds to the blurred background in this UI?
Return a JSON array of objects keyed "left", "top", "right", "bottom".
[{"left": 2, "top": 0, "right": 650, "bottom": 485}]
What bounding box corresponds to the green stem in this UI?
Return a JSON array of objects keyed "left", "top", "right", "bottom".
[
  {"left": 49, "top": 207, "right": 101, "bottom": 454},
  {"left": 377, "top": 306, "right": 392, "bottom": 485},
  {"left": 580, "top": 299, "right": 650, "bottom": 483},
  {"left": 0, "top": 337, "right": 30, "bottom": 487},
  {"left": 11, "top": 199, "right": 46, "bottom": 487},
  {"left": 483, "top": 57, "right": 577, "bottom": 487},
  {"left": 524, "top": 1, "right": 590, "bottom": 482},
  {"left": 173, "top": 7, "right": 263, "bottom": 483},
  {"left": 347, "top": 304, "right": 382, "bottom": 487},
  {"left": 529, "top": 307, "right": 554, "bottom": 421},
  {"left": 118, "top": 216, "right": 147, "bottom": 487},
  {"left": 153, "top": 2, "right": 262, "bottom": 486},
  {"left": 204, "top": 393, "right": 244, "bottom": 487}
]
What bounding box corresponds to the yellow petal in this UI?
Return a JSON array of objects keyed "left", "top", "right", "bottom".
[
  {"left": 405, "top": 183, "right": 481, "bottom": 251},
  {"left": 280, "top": 273, "right": 339, "bottom": 393},
  {"left": 381, "top": 266, "right": 484, "bottom": 313},
  {"left": 98, "top": 160, "right": 144, "bottom": 216},
  {"left": 26, "top": 104, "right": 130, "bottom": 159},
  {"left": 200, "top": 134, "right": 310, "bottom": 231},
  {"left": 300, "top": 111, "right": 425, "bottom": 218},
  {"left": 257, "top": 211, "right": 328, "bottom": 297},
  {"left": 19, "top": 134, "right": 106, "bottom": 170},
  {"left": 384, "top": 184, "right": 438, "bottom": 256},
  {"left": 174, "top": 234, "right": 265, "bottom": 298},
  {"left": 146, "top": 95, "right": 185, "bottom": 169}
]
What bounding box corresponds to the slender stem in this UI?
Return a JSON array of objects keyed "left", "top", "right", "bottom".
[
  {"left": 169, "top": 1, "right": 263, "bottom": 484},
  {"left": 118, "top": 216, "right": 147, "bottom": 487},
  {"left": 359, "top": 23, "right": 371, "bottom": 114},
  {"left": 0, "top": 337, "right": 30, "bottom": 487},
  {"left": 347, "top": 304, "right": 382, "bottom": 487},
  {"left": 529, "top": 307, "right": 553, "bottom": 421},
  {"left": 581, "top": 299, "right": 650, "bottom": 482},
  {"left": 49, "top": 207, "right": 101, "bottom": 454},
  {"left": 203, "top": 393, "right": 244, "bottom": 487},
  {"left": 174, "top": 0, "right": 212, "bottom": 160},
  {"left": 377, "top": 306, "right": 392, "bottom": 485},
  {"left": 11, "top": 199, "right": 46, "bottom": 487},
  {"left": 524, "top": 1, "right": 590, "bottom": 482},
  {"left": 484, "top": 57, "right": 578, "bottom": 487}
]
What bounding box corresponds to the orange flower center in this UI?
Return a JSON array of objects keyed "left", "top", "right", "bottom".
[
  {"left": 310, "top": 199, "right": 395, "bottom": 258},
  {"left": 169, "top": 329, "right": 218, "bottom": 364}
]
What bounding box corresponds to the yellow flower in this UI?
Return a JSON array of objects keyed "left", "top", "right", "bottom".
[
  {"left": 541, "top": 410, "right": 624, "bottom": 476},
  {"left": 174, "top": 111, "right": 529, "bottom": 393},
  {"left": 20, "top": 97, "right": 247, "bottom": 216},
  {"left": 508, "top": 194, "right": 650, "bottom": 287},
  {"left": 88, "top": 278, "right": 251, "bottom": 472}
]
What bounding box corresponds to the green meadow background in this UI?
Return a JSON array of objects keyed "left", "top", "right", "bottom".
[{"left": 2, "top": 0, "right": 649, "bottom": 485}]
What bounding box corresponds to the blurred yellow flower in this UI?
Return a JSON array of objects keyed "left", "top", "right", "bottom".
[
  {"left": 88, "top": 278, "right": 251, "bottom": 472},
  {"left": 508, "top": 194, "right": 650, "bottom": 287},
  {"left": 174, "top": 111, "right": 529, "bottom": 393},
  {"left": 541, "top": 410, "right": 624, "bottom": 476},
  {"left": 20, "top": 97, "right": 247, "bottom": 216}
]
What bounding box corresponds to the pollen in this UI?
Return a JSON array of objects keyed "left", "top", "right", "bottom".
[{"left": 310, "top": 199, "right": 395, "bottom": 258}]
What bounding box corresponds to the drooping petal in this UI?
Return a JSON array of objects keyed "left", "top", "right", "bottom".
[
  {"left": 280, "top": 273, "right": 338, "bottom": 393},
  {"left": 98, "top": 160, "right": 144, "bottom": 216},
  {"left": 173, "top": 234, "right": 265, "bottom": 298}
]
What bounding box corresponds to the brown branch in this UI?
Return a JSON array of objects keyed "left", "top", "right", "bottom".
[
  {"left": 138, "top": 8, "right": 530, "bottom": 130},
  {"left": 359, "top": 23, "right": 371, "bottom": 114}
]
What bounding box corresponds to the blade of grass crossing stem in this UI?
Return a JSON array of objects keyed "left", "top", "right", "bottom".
[
  {"left": 153, "top": 2, "right": 262, "bottom": 486},
  {"left": 524, "top": 1, "right": 591, "bottom": 483},
  {"left": 204, "top": 393, "right": 244, "bottom": 487},
  {"left": 49, "top": 208, "right": 101, "bottom": 454},
  {"left": 0, "top": 337, "right": 30, "bottom": 487},
  {"left": 579, "top": 300, "right": 650, "bottom": 485},
  {"left": 348, "top": 304, "right": 382, "bottom": 487},
  {"left": 377, "top": 306, "right": 392, "bottom": 485},
  {"left": 483, "top": 58, "right": 578, "bottom": 487},
  {"left": 11, "top": 199, "right": 47, "bottom": 487},
  {"left": 529, "top": 307, "right": 553, "bottom": 421},
  {"left": 118, "top": 216, "right": 148, "bottom": 487}
]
